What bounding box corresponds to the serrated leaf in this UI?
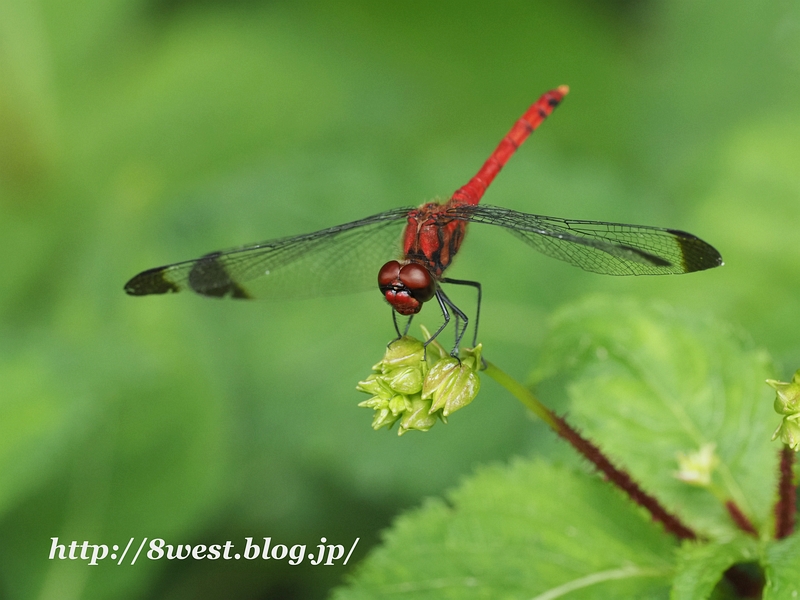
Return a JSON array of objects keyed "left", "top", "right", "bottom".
[
  {"left": 335, "top": 459, "right": 675, "bottom": 599},
  {"left": 532, "top": 296, "right": 778, "bottom": 538}
]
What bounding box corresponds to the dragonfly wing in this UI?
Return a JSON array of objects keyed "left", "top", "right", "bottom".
[
  {"left": 449, "top": 204, "right": 723, "bottom": 275},
  {"left": 125, "top": 207, "right": 413, "bottom": 299}
]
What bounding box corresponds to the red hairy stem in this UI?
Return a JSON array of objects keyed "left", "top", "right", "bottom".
[
  {"left": 725, "top": 500, "right": 758, "bottom": 537},
  {"left": 483, "top": 361, "right": 699, "bottom": 540},
  {"left": 551, "top": 413, "right": 700, "bottom": 541},
  {"left": 775, "top": 445, "right": 797, "bottom": 539},
  {"left": 451, "top": 86, "right": 569, "bottom": 205}
]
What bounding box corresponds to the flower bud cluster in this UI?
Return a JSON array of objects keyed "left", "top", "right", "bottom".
[
  {"left": 767, "top": 369, "right": 800, "bottom": 451},
  {"left": 357, "top": 335, "right": 482, "bottom": 435}
]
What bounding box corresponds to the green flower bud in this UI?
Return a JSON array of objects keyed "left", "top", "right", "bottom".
[
  {"left": 380, "top": 337, "right": 426, "bottom": 370},
  {"left": 674, "top": 443, "right": 719, "bottom": 487},
  {"left": 767, "top": 370, "right": 800, "bottom": 452},
  {"left": 772, "top": 414, "right": 800, "bottom": 451},
  {"left": 357, "top": 335, "right": 483, "bottom": 433},
  {"left": 423, "top": 346, "right": 482, "bottom": 417},
  {"left": 389, "top": 393, "right": 412, "bottom": 416},
  {"left": 767, "top": 369, "right": 800, "bottom": 415},
  {"left": 384, "top": 366, "right": 424, "bottom": 395},
  {"left": 356, "top": 374, "right": 392, "bottom": 399},
  {"left": 397, "top": 396, "right": 439, "bottom": 435},
  {"left": 370, "top": 403, "right": 400, "bottom": 430}
]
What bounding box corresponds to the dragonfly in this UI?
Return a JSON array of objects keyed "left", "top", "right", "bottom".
[{"left": 125, "top": 86, "right": 723, "bottom": 351}]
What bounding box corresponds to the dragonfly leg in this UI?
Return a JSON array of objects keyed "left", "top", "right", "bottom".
[
  {"left": 402, "top": 313, "right": 413, "bottom": 336},
  {"left": 434, "top": 288, "right": 469, "bottom": 357},
  {"left": 391, "top": 308, "right": 402, "bottom": 339},
  {"left": 424, "top": 289, "right": 452, "bottom": 351},
  {"left": 389, "top": 309, "right": 415, "bottom": 348},
  {"left": 440, "top": 278, "right": 482, "bottom": 348}
]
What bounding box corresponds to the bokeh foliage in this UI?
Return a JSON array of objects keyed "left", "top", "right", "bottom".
[{"left": 1, "top": 0, "right": 799, "bottom": 598}]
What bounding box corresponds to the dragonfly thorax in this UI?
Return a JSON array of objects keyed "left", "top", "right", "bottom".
[{"left": 378, "top": 260, "right": 436, "bottom": 316}]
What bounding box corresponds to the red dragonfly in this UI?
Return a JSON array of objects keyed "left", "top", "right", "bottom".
[{"left": 125, "top": 86, "right": 722, "bottom": 350}]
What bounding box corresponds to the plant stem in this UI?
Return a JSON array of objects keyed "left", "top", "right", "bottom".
[
  {"left": 482, "top": 361, "right": 561, "bottom": 429},
  {"left": 483, "top": 360, "right": 699, "bottom": 541},
  {"left": 724, "top": 500, "right": 758, "bottom": 537},
  {"left": 775, "top": 445, "right": 797, "bottom": 540}
]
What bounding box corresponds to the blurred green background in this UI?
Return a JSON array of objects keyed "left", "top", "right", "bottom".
[{"left": 1, "top": 0, "right": 799, "bottom": 598}]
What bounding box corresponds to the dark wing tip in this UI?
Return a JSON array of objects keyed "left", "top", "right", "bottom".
[
  {"left": 124, "top": 267, "right": 180, "bottom": 296},
  {"left": 667, "top": 229, "right": 724, "bottom": 273},
  {"left": 125, "top": 253, "right": 252, "bottom": 299}
]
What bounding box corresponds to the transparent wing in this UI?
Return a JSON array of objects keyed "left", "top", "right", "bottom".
[
  {"left": 446, "top": 204, "right": 722, "bottom": 275},
  {"left": 125, "top": 207, "right": 413, "bottom": 299}
]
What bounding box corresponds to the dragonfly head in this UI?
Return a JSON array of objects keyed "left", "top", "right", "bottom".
[{"left": 378, "top": 260, "right": 436, "bottom": 316}]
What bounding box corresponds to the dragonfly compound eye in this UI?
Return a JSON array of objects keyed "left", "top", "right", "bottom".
[
  {"left": 377, "top": 261, "right": 435, "bottom": 316},
  {"left": 378, "top": 260, "right": 401, "bottom": 287},
  {"left": 399, "top": 263, "right": 435, "bottom": 303}
]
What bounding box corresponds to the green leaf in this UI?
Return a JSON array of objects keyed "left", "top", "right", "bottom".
[
  {"left": 670, "top": 538, "right": 761, "bottom": 600},
  {"left": 335, "top": 459, "right": 675, "bottom": 599},
  {"left": 763, "top": 534, "right": 800, "bottom": 599},
  {"left": 532, "top": 296, "right": 778, "bottom": 538}
]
